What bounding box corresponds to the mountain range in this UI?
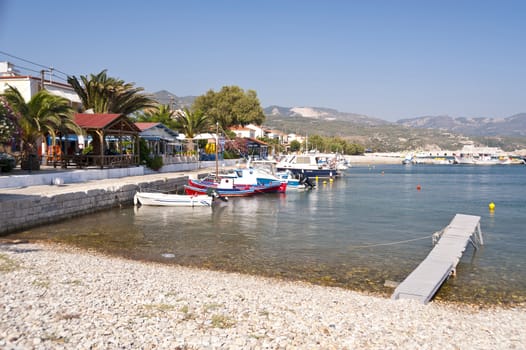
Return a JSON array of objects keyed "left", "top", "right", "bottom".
[{"left": 152, "top": 90, "right": 525, "bottom": 139}]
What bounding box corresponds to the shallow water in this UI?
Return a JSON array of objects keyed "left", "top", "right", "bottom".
[{"left": 11, "top": 164, "right": 526, "bottom": 305}]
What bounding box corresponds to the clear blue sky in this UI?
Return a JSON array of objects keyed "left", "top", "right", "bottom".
[{"left": 1, "top": 0, "right": 524, "bottom": 121}]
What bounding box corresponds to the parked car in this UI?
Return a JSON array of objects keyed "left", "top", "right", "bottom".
[{"left": 0, "top": 152, "right": 16, "bottom": 172}]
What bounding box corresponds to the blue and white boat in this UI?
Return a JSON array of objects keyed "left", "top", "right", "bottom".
[{"left": 276, "top": 170, "right": 315, "bottom": 191}]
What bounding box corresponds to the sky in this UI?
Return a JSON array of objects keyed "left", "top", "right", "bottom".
[{"left": 0, "top": 0, "right": 525, "bottom": 121}]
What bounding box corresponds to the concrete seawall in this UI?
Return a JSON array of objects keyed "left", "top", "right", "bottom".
[
  {"left": 0, "top": 175, "right": 190, "bottom": 235},
  {"left": 0, "top": 173, "right": 208, "bottom": 235},
  {"left": 0, "top": 160, "right": 239, "bottom": 235}
]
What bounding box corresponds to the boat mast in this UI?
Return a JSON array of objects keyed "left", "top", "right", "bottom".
[{"left": 215, "top": 121, "right": 219, "bottom": 179}]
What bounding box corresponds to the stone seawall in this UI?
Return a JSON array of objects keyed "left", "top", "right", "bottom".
[{"left": 0, "top": 176, "right": 188, "bottom": 235}]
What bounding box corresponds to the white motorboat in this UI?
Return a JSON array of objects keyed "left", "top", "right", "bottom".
[
  {"left": 275, "top": 153, "right": 340, "bottom": 178},
  {"left": 133, "top": 191, "right": 225, "bottom": 207}
]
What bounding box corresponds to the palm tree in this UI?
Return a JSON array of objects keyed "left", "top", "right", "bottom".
[
  {"left": 67, "top": 70, "right": 157, "bottom": 115},
  {"left": 1, "top": 86, "right": 81, "bottom": 169},
  {"left": 173, "top": 107, "right": 210, "bottom": 154},
  {"left": 136, "top": 104, "right": 177, "bottom": 129}
]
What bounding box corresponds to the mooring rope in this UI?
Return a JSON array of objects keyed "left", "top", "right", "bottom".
[{"left": 347, "top": 234, "right": 435, "bottom": 249}]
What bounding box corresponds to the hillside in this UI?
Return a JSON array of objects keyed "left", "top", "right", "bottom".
[
  {"left": 152, "top": 90, "right": 195, "bottom": 109},
  {"left": 397, "top": 113, "right": 526, "bottom": 137},
  {"left": 151, "top": 91, "right": 526, "bottom": 152}
]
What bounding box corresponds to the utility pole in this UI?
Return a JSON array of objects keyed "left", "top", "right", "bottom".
[{"left": 40, "top": 69, "right": 45, "bottom": 90}]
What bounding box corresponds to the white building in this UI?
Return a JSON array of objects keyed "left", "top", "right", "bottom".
[
  {"left": 230, "top": 124, "right": 265, "bottom": 139},
  {"left": 0, "top": 61, "right": 81, "bottom": 107}
]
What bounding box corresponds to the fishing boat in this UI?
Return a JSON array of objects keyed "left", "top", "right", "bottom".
[
  {"left": 185, "top": 178, "right": 259, "bottom": 197},
  {"left": 134, "top": 190, "right": 226, "bottom": 207},
  {"left": 186, "top": 161, "right": 287, "bottom": 196},
  {"left": 276, "top": 170, "right": 315, "bottom": 191}
]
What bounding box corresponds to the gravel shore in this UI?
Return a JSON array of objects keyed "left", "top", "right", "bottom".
[{"left": 1, "top": 242, "right": 524, "bottom": 349}]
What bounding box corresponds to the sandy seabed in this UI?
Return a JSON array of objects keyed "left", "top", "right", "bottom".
[{"left": 1, "top": 242, "right": 524, "bottom": 349}]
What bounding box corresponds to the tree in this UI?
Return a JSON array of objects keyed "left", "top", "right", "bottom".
[
  {"left": 67, "top": 70, "right": 157, "bottom": 115},
  {"left": 135, "top": 104, "right": 178, "bottom": 129},
  {"left": 289, "top": 140, "right": 301, "bottom": 152},
  {"left": 1, "top": 86, "right": 81, "bottom": 169},
  {"left": 192, "top": 86, "right": 265, "bottom": 130},
  {"left": 173, "top": 107, "right": 211, "bottom": 154},
  {"left": 0, "top": 99, "right": 19, "bottom": 146}
]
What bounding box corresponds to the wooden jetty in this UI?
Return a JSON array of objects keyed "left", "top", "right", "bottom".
[{"left": 391, "top": 213, "right": 483, "bottom": 304}]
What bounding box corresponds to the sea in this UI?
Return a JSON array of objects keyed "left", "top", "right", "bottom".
[{"left": 10, "top": 164, "right": 526, "bottom": 306}]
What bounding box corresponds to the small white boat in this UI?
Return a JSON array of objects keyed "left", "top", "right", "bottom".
[{"left": 133, "top": 191, "right": 224, "bottom": 207}]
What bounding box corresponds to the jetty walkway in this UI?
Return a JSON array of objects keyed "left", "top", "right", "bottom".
[{"left": 392, "top": 213, "right": 483, "bottom": 304}]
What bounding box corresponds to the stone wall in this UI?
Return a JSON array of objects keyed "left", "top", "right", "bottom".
[{"left": 0, "top": 176, "right": 188, "bottom": 235}]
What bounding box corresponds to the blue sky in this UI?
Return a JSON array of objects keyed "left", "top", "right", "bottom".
[{"left": 1, "top": 0, "right": 524, "bottom": 121}]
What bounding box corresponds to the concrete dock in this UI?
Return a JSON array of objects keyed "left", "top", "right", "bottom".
[{"left": 0, "top": 162, "right": 235, "bottom": 235}]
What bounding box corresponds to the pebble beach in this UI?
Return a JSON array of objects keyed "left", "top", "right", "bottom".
[{"left": 1, "top": 242, "right": 524, "bottom": 349}]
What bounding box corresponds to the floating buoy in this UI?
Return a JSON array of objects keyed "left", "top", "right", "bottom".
[
  {"left": 416, "top": 184, "right": 421, "bottom": 191},
  {"left": 315, "top": 176, "right": 319, "bottom": 182},
  {"left": 488, "top": 202, "right": 495, "bottom": 211}
]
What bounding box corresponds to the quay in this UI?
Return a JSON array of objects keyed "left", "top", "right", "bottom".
[
  {"left": 391, "top": 213, "right": 483, "bottom": 304},
  {"left": 0, "top": 161, "right": 236, "bottom": 235}
]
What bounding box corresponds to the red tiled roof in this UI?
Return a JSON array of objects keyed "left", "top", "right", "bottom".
[
  {"left": 135, "top": 122, "right": 159, "bottom": 131},
  {"left": 74, "top": 113, "right": 122, "bottom": 128}
]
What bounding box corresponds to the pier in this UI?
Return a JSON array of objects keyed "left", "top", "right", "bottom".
[{"left": 392, "top": 213, "right": 483, "bottom": 304}]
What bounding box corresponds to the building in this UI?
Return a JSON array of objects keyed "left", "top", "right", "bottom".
[{"left": 0, "top": 61, "right": 81, "bottom": 109}]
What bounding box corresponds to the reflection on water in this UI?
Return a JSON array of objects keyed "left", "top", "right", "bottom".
[{"left": 11, "top": 165, "right": 526, "bottom": 306}]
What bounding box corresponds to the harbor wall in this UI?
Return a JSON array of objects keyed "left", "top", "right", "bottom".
[
  {"left": 0, "top": 167, "right": 146, "bottom": 189},
  {"left": 0, "top": 176, "right": 188, "bottom": 236}
]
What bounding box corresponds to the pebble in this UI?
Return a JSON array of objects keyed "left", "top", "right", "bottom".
[{"left": 0, "top": 242, "right": 525, "bottom": 349}]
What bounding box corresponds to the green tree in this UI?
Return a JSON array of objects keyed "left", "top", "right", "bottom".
[
  {"left": 192, "top": 86, "right": 265, "bottom": 130},
  {"left": 258, "top": 136, "right": 284, "bottom": 155},
  {"left": 135, "top": 104, "right": 177, "bottom": 129},
  {"left": 289, "top": 140, "right": 301, "bottom": 152},
  {"left": 67, "top": 70, "right": 157, "bottom": 114},
  {"left": 173, "top": 107, "right": 211, "bottom": 154},
  {"left": 307, "top": 134, "right": 325, "bottom": 152},
  {"left": 1, "top": 86, "right": 81, "bottom": 168}
]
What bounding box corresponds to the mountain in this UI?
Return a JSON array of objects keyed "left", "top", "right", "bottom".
[
  {"left": 397, "top": 114, "right": 526, "bottom": 137},
  {"left": 149, "top": 90, "right": 526, "bottom": 150},
  {"left": 264, "top": 105, "right": 389, "bottom": 126},
  {"left": 152, "top": 90, "right": 195, "bottom": 109}
]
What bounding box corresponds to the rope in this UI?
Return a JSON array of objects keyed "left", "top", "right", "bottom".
[{"left": 347, "top": 234, "right": 434, "bottom": 250}]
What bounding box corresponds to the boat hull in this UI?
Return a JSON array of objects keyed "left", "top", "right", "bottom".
[
  {"left": 184, "top": 183, "right": 256, "bottom": 197},
  {"left": 186, "top": 178, "right": 286, "bottom": 195},
  {"left": 275, "top": 167, "right": 337, "bottom": 179},
  {"left": 134, "top": 192, "right": 214, "bottom": 207}
]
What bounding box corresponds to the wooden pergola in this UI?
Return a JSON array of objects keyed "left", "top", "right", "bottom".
[{"left": 67, "top": 113, "right": 141, "bottom": 168}]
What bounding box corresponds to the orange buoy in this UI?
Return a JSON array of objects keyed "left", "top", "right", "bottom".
[{"left": 416, "top": 184, "right": 421, "bottom": 191}]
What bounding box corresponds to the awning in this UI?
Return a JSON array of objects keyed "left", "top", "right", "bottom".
[{"left": 46, "top": 86, "right": 82, "bottom": 104}]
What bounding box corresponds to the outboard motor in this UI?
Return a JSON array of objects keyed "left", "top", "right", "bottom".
[{"left": 303, "top": 176, "right": 315, "bottom": 188}]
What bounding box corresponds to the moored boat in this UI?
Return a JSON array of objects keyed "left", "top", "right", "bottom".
[
  {"left": 133, "top": 190, "right": 225, "bottom": 207},
  {"left": 275, "top": 153, "right": 340, "bottom": 179},
  {"left": 185, "top": 178, "right": 259, "bottom": 197}
]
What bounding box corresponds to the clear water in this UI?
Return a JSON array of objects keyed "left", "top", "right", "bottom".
[{"left": 11, "top": 164, "right": 526, "bottom": 305}]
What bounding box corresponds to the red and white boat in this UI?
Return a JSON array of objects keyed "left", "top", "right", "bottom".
[{"left": 185, "top": 165, "right": 286, "bottom": 197}]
